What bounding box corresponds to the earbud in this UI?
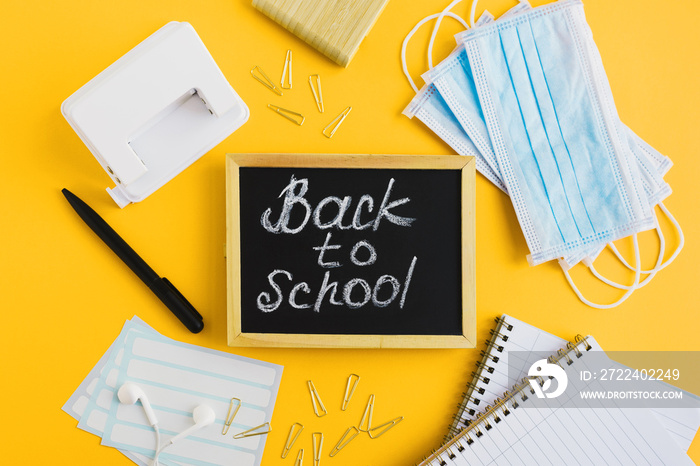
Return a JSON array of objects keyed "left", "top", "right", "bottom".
[
  {"left": 117, "top": 382, "right": 159, "bottom": 427},
  {"left": 167, "top": 404, "right": 216, "bottom": 445}
]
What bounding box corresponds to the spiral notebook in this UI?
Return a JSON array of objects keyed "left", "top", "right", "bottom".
[
  {"left": 420, "top": 334, "right": 696, "bottom": 466},
  {"left": 446, "top": 315, "right": 700, "bottom": 452}
]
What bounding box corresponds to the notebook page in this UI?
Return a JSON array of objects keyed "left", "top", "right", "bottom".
[
  {"left": 422, "top": 337, "right": 694, "bottom": 466},
  {"left": 451, "top": 315, "right": 567, "bottom": 432},
  {"left": 451, "top": 315, "right": 700, "bottom": 451}
]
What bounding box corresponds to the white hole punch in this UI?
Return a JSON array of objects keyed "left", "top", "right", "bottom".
[{"left": 62, "top": 22, "right": 249, "bottom": 207}]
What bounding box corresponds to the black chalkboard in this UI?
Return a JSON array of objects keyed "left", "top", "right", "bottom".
[{"left": 226, "top": 154, "right": 475, "bottom": 348}]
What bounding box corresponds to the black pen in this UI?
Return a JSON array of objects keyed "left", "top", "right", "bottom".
[{"left": 62, "top": 188, "right": 204, "bottom": 333}]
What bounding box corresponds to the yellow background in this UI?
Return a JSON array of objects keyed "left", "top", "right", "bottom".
[{"left": 2, "top": 0, "right": 699, "bottom": 464}]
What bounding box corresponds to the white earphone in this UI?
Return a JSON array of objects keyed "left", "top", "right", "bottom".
[
  {"left": 152, "top": 403, "right": 215, "bottom": 465},
  {"left": 117, "top": 383, "right": 216, "bottom": 466},
  {"left": 117, "top": 382, "right": 163, "bottom": 464},
  {"left": 166, "top": 404, "right": 216, "bottom": 445},
  {"left": 117, "top": 382, "right": 159, "bottom": 426}
]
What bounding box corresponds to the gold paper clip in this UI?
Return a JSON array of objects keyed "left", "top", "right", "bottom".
[
  {"left": 282, "top": 422, "right": 304, "bottom": 459},
  {"left": 281, "top": 50, "right": 292, "bottom": 89},
  {"left": 341, "top": 374, "right": 360, "bottom": 411},
  {"left": 251, "top": 66, "right": 283, "bottom": 95},
  {"left": 329, "top": 426, "right": 360, "bottom": 457},
  {"left": 368, "top": 416, "right": 403, "bottom": 439},
  {"left": 322, "top": 106, "right": 351, "bottom": 138},
  {"left": 295, "top": 449, "right": 304, "bottom": 466},
  {"left": 307, "top": 380, "right": 327, "bottom": 417},
  {"left": 358, "top": 394, "right": 375, "bottom": 432},
  {"left": 232, "top": 422, "right": 272, "bottom": 439},
  {"left": 268, "top": 104, "right": 305, "bottom": 126},
  {"left": 221, "top": 397, "right": 241, "bottom": 435},
  {"left": 309, "top": 74, "right": 324, "bottom": 113},
  {"left": 312, "top": 432, "right": 323, "bottom": 466}
]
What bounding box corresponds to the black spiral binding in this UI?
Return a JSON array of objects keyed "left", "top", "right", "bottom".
[
  {"left": 444, "top": 316, "right": 514, "bottom": 441},
  {"left": 420, "top": 336, "right": 591, "bottom": 466}
]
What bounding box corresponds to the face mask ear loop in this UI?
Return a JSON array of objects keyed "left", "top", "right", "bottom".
[
  {"left": 402, "top": 12, "right": 470, "bottom": 93},
  {"left": 588, "top": 250, "right": 658, "bottom": 290},
  {"left": 652, "top": 202, "right": 684, "bottom": 272},
  {"left": 562, "top": 234, "right": 641, "bottom": 309},
  {"left": 588, "top": 220, "right": 664, "bottom": 290},
  {"left": 427, "top": 0, "right": 468, "bottom": 69},
  {"left": 607, "top": 228, "right": 666, "bottom": 274},
  {"left": 607, "top": 219, "right": 664, "bottom": 275},
  {"left": 470, "top": 0, "right": 480, "bottom": 27},
  {"left": 607, "top": 201, "right": 683, "bottom": 274}
]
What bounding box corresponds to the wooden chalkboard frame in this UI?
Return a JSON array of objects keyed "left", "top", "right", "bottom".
[{"left": 226, "top": 154, "right": 476, "bottom": 348}]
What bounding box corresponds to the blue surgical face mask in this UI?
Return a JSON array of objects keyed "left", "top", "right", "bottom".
[
  {"left": 419, "top": 1, "right": 531, "bottom": 181},
  {"left": 456, "top": 0, "right": 656, "bottom": 266},
  {"left": 422, "top": 45, "right": 501, "bottom": 179},
  {"left": 559, "top": 126, "right": 673, "bottom": 271},
  {"left": 457, "top": 0, "right": 683, "bottom": 308},
  {"left": 403, "top": 5, "right": 674, "bottom": 270},
  {"left": 404, "top": 83, "right": 507, "bottom": 192},
  {"left": 572, "top": 126, "right": 682, "bottom": 296},
  {"left": 401, "top": 12, "right": 507, "bottom": 192},
  {"left": 420, "top": 46, "right": 673, "bottom": 227},
  {"left": 408, "top": 70, "right": 676, "bottom": 277},
  {"left": 401, "top": 0, "right": 683, "bottom": 308}
]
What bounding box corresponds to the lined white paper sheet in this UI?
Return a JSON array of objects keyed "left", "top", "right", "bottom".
[
  {"left": 63, "top": 318, "right": 166, "bottom": 466},
  {"left": 63, "top": 317, "right": 282, "bottom": 466},
  {"left": 450, "top": 315, "right": 700, "bottom": 451},
  {"left": 423, "top": 337, "right": 695, "bottom": 466}
]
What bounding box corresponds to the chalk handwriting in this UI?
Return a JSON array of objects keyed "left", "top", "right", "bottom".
[
  {"left": 257, "top": 175, "right": 420, "bottom": 315},
  {"left": 256, "top": 269, "right": 292, "bottom": 312},
  {"left": 343, "top": 278, "right": 372, "bottom": 309},
  {"left": 350, "top": 240, "right": 377, "bottom": 266},
  {"left": 312, "top": 232, "right": 342, "bottom": 268},
  {"left": 261, "top": 176, "right": 310, "bottom": 234},
  {"left": 261, "top": 176, "right": 415, "bottom": 234},
  {"left": 255, "top": 257, "right": 418, "bottom": 313},
  {"left": 312, "top": 234, "right": 378, "bottom": 269},
  {"left": 372, "top": 178, "right": 414, "bottom": 230}
]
